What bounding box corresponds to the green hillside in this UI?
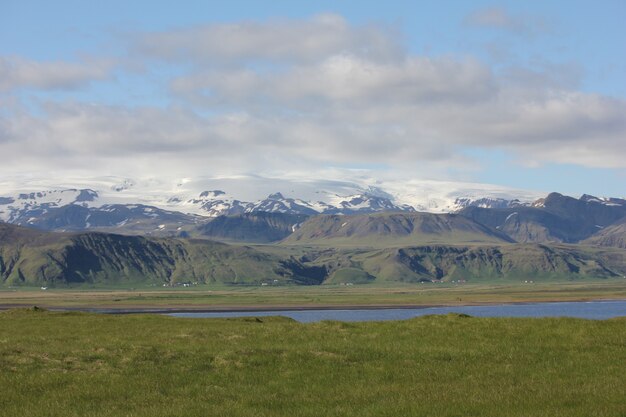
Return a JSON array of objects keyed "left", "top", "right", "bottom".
[
  {"left": 296, "top": 244, "right": 626, "bottom": 283},
  {"left": 283, "top": 212, "right": 513, "bottom": 247},
  {"left": 0, "top": 224, "right": 322, "bottom": 287},
  {"left": 363, "top": 244, "right": 624, "bottom": 282},
  {"left": 2, "top": 223, "right": 625, "bottom": 287}
]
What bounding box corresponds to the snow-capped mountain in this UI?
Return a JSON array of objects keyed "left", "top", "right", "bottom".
[
  {"left": 579, "top": 194, "right": 626, "bottom": 207},
  {"left": 0, "top": 174, "right": 548, "bottom": 227},
  {"left": 3, "top": 175, "right": 625, "bottom": 246},
  {"left": 451, "top": 197, "right": 528, "bottom": 211},
  {"left": 171, "top": 190, "right": 415, "bottom": 217},
  {"left": 0, "top": 189, "right": 98, "bottom": 223},
  {"left": 318, "top": 194, "right": 416, "bottom": 214},
  {"left": 248, "top": 193, "right": 319, "bottom": 215}
]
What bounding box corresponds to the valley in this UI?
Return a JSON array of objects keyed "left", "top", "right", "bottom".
[
  {"left": 1, "top": 281, "right": 626, "bottom": 312},
  {"left": 1, "top": 182, "right": 626, "bottom": 296}
]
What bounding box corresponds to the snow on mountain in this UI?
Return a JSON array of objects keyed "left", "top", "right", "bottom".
[
  {"left": 8, "top": 203, "right": 201, "bottom": 232},
  {"left": 579, "top": 194, "right": 626, "bottom": 207},
  {"left": 322, "top": 193, "right": 415, "bottom": 214},
  {"left": 0, "top": 174, "right": 548, "bottom": 223},
  {"left": 183, "top": 190, "right": 250, "bottom": 217},
  {"left": 451, "top": 197, "right": 527, "bottom": 211},
  {"left": 376, "top": 178, "right": 543, "bottom": 212},
  {"left": 0, "top": 189, "right": 98, "bottom": 222},
  {"left": 248, "top": 193, "right": 319, "bottom": 215}
]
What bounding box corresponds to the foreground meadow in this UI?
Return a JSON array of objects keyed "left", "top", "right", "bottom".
[{"left": 1, "top": 309, "right": 625, "bottom": 417}]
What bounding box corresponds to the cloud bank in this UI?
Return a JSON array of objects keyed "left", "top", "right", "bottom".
[{"left": 0, "top": 13, "right": 624, "bottom": 181}]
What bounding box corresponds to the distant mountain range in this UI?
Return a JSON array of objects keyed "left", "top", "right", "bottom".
[
  {"left": 0, "top": 179, "right": 624, "bottom": 249},
  {"left": 2, "top": 177, "right": 626, "bottom": 287},
  {"left": 458, "top": 192, "right": 626, "bottom": 246},
  {"left": 0, "top": 175, "right": 542, "bottom": 222}
]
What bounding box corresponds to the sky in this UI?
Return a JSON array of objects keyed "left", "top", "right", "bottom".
[{"left": 1, "top": 0, "right": 625, "bottom": 197}]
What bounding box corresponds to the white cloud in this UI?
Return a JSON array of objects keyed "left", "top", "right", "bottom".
[
  {"left": 0, "top": 56, "right": 113, "bottom": 91},
  {"left": 170, "top": 54, "right": 496, "bottom": 108},
  {"left": 1, "top": 13, "right": 625, "bottom": 182},
  {"left": 135, "top": 13, "right": 402, "bottom": 65}
]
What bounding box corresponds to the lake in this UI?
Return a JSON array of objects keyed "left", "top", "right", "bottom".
[{"left": 168, "top": 300, "right": 626, "bottom": 322}]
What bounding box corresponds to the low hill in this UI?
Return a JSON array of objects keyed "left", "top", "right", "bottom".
[
  {"left": 197, "top": 212, "right": 309, "bottom": 243},
  {"left": 2, "top": 223, "right": 624, "bottom": 287},
  {"left": 283, "top": 212, "right": 514, "bottom": 247},
  {"left": 301, "top": 244, "right": 625, "bottom": 283},
  {"left": 0, "top": 223, "right": 323, "bottom": 287},
  {"left": 362, "top": 244, "right": 622, "bottom": 282}
]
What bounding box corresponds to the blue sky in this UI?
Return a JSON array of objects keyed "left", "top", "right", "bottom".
[{"left": 1, "top": 0, "right": 625, "bottom": 196}]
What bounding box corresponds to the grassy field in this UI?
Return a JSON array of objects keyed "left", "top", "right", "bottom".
[
  {"left": 1, "top": 281, "right": 626, "bottom": 311},
  {"left": 0, "top": 308, "right": 624, "bottom": 416}
]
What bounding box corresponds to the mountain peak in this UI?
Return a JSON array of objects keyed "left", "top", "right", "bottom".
[
  {"left": 579, "top": 194, "right": 626, "bottom": 207},
  {"left": 580, "top": 193, "right": 600, "bottom": 202},
  {"left": 199, "top": 190, "right": 226, "bottom": 198},
  {"left": 76, "top": 189, "right": 99, "bottom": 202},
  {"left": 545, "top": 192, "right": 565, "bottom": 200}
]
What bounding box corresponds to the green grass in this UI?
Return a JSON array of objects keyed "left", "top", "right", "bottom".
[
  {"left": 1, "top": 308, "right": 625, "bottom": 416},
  {"left": 325, "top": 268, "right": 376, "bottom": 284}
]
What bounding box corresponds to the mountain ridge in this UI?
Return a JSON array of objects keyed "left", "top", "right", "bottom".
[
  {"left": 283, "top": 212, "right": 516, "bottom": 246},
  {"left": 2, "top": 180, "right": 626, "bottom": 248},
  {"left": 1, "top": 223, "right": 624, "bottom": 287},
  {"left": 0, "top": 223, "right": 325, "bottom": 286},
  {"left": 0, "top": 175, "right": 545, "bottom": 222},
  {"left": 459, "top": 192, "right": 626, "bottom": 244},
  {"left": 584, "top": 216, "right": 626, "bottom": 249}
]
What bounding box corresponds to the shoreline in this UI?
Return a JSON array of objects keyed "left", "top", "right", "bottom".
[{"left": 2, "top": 298, "right": 625, "bottom": 315}]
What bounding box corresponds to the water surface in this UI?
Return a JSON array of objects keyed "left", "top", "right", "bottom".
[{"left": 168, "top": 300, "right": 626, "bottom": 322}]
